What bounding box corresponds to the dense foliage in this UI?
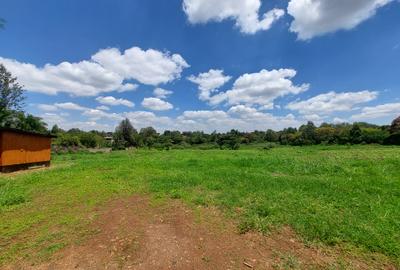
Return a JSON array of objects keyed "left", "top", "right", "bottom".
[
  {"left": 105, "top": 119, "right": 399, "bottom": 150},
  {"left": 51, "top": 126, "right": 110, "bottom": 151},
  {"left": 0, "top": 64, "right": 24, "bottom": 112},
  {"left": 1, "top": 111, "right": 48, "bottom": 133},
  {"left": 112, "top": 118, "right": 139, "bottom": 150},
  {"left": 0, "top": 64, "right": 48, "bottom": 133}
]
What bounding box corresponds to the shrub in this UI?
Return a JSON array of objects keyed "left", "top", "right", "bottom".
[
  {"left": 54, "top": 134, "right": 81, "bottom": 147},
  {"left": 361, "top": 128, "right": 389, "bottom": 144},
  {"left": 383, "top": 133, "right": 400, "bottom": 145},
  {"left": 79, "top": 133, "right": 105, "bottom": 148},
  {"left": 263, "top": 143, "right": 276, "bottom": 150}
]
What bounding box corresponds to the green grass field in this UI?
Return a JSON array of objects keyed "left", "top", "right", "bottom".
[{"left": 0, "top": 146, "right": 399, "bottom": 266}]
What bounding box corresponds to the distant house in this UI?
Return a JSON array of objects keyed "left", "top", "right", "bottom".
[
  {"left": 104, "top": 136, "right": 114, "bottom": 143},
  {"left": 0, "top": 128, "right": 56, "bottom": 173}
]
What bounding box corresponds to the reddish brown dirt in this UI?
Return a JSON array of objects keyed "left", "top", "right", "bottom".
[{"left": 7, "top": 196, "right": 396, "bottom": 270}]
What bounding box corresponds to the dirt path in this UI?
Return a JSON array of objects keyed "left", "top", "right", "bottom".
[{"left": 7, "top": 196, "right": 395, "bottom": 270}]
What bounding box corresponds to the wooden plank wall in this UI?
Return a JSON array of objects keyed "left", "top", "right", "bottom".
[{"left": 0, "top": 131, "right": 51, "bottom": 166}]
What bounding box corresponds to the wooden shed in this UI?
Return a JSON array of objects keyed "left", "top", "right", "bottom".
[{"left": 0, "top": 128, "right": 56, "bottom": 173}]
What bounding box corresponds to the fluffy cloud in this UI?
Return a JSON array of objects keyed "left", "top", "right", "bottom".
[
  {"left": 92, "top": 47, "right": 189, "bottom": 86},
  {"left": 96, "top": 105, "right": 110, "bottom": 111},
  {"left": 117, "top": 83, "right": 139, "bottom": 93},
  {"left": 0, "top": 57, "right": 136, "bottom": 96},
  {"left": 37, "top": 104, "right": 58, "bottom": 111},
  {"left": 0, "top": 46, "right": 188, "bottom": 96},
  {"left": 38, "top": 102, "right": 122, "bottom": 125},
  {"left": 351, "top": 102, "right": 400, "bottom": 120},
  {"left": 227, "top": 104, "right": 259, "bottom": 116},
  {"left": 288, "top": 0, "right": 394, "bottom": 40},
  {"left": 302, "top": 114, "right": 324, "bottom": 125},
  {"left": 187, "top": 69, "right": 231, "bottom": 102},
  {"left": 287, "top": 90, "right": 378, "bottom": 115},
  {"left": 38, "top": 102, "right": 90, "bottom": 112},
  {"left": 141, "top": 97, "right": 173, "bottom": 111},
  {"left": 83, "top": 109, "right": 123, "bottom": 121},
  {"left": 54, "top": 102, "right": 88, "bottom": 111},
  {"left": 181, "top": 110, "right": 228, "bottom": 119},
  {"left": 177, "top": 107, "right": 301, "bottom": 132},
  {"left": 96, "top": 96, "right": 135, "bottom": 108},
  {"left": 123, "top": 111, "right": 173, "bottom": 130},
  {"left": 153, "top": 88, "right": 173, "bottom": 99},
  {"left": 40, "top": 113, "right": 113, "bottom": 131},
  {"left": 182, "top": 0, "right": 285, "bottom": 34},
  {"left": 333, "top": 117, "right": 347, "bottom": 124},
  {"left": 209, "top": 69, "right": 309, "bottom": 107},
  {"left": 41, "top": 113, "right": 66, "bottom": 124},
  {"left": 67, "top": 121, "right": 112, "bottom": 131}
]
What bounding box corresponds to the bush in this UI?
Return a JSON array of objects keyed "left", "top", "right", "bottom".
[
  {"left": 361, "top": 128, "right": 389, "bottom": 144},
  {"left": 383, "top": 133, "right": 400, "bottom": 145},
  {"left": 79, "top": 133, "right": 97, "bottom": 148},
  {"left": 263, "top": 142, "right": 276, "bottom": 150},
  {"left": 79, "top": 133, "right": 105, "bottom": 148},
  {"left": 197, "top": 143, "right": 219, "bottom": 150},
  {"left": 54, "top": 134, "right": 81, "bottom": 147}
]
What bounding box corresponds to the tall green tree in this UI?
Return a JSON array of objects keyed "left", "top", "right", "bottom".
[
  {"left": 299, "top": 121, "right": 317, "bottom": 145},
  {"left": 113, "top": 118, "right": 138, "bottom": 149},
  {"left": 350, "top": 124, "right": 362, "bottom": 144},
  {"left": 139, "top": 127, "right": 158, "bottom": 148},
  {"left": 390, "top": 116, "right": 400, "bottom": 134},
  {"left": 265, "top": 129, "right": 278, "bottom": 142},
  {"left": 51, "top": 124, "right": 63, "bottom": 134},
  {"left": 0, "top": 64, "right": 25, "bottom": 113},
  {"left": 0, "top": 64, "right": 27, "bottom": 127},
  {"left": 22, "top": 114, "right": 48, "bottom": 133}
]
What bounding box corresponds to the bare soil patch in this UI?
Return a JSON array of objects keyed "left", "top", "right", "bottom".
[{"left": 6, "top": 195, "right": 396, "bottom": 270}]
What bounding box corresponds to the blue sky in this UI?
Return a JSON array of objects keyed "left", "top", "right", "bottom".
[{"left": 1, "top": 0, "right": 400, "bottom": 132}]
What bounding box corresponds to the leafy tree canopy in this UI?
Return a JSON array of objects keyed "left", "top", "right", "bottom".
[
  {"left": 113, "top": 118, "right": 138, "bottom": 149},
  {"left": 390, "top": 116, "right": 400, "bottom": 134},
  {"left": 0, "top": 64, "right": 25, "bottom": 113}
]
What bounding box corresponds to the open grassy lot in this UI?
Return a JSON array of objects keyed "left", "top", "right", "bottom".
[{"left": 0, "top": 146, "right": 399, "bottom": 267}]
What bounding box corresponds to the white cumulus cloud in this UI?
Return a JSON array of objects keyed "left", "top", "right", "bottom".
[
  {"left": 96, "top": 96, "right": 135, "bottom": 108},
  {"left": 0, "top": 46, "right": 188, "bottom": 96},
  {"left": 117, "top": 83, "right": 139, "bottom": 93},
  {"left": 55, "top": 102, "right": 88, "bottom": 111},
  {"left": 83, "top": 109, "right": 123, "bottom": 121},
  {"left": 187, "top": 69, "right": 231, "bottom": 102},
  {"left": 92, "top": 47, "right": 189, "bottom": 86},
  {"left": 351, "top": 102, "right": 400, "bottom": 120},
  {"left": 123, "top": 111, "right": 173, "bottom": 130},
  {"left": 183, "top": 0, "right": 285, "bottom": 34},
  {"left": 37, "top": 104, "right": 58, "bottom": 111},
  {"left": 96, "top": 105, "right": 110, "bottom": 111},
  {"left": 153, "top": 88, "right": 173, "bottom": 99},
  {"left": 141, "top": 97, "right": 173, "bottom": 111},
  {"left": 0, "top": 57, "right": 131, "bottom": 96},
  {"left": 209, "top": 69, "right": 309, "bottom": 107},
  {"left": 288, "top": 0, "right": 394, "bottom": 40},
  {"left": 177, "top": 107, "right": 300, "bottom": 132},
  {"left": 287, "top": 90, "right": 378, "bottom": 115}
]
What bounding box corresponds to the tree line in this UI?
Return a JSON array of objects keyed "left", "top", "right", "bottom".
[
  {"left": 1, "top": 63, "right": 400, "bottom": 151},
  {"left": 104, "top": 117, "right": 400, "bottom": 150}
]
